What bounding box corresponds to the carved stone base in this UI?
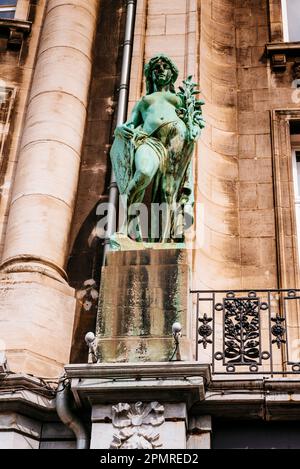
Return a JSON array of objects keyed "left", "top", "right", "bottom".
[
  {"left": 96, "top": 248, "right": 192, "bottom": 363},
  {"left": 64, "top": 362, "right": 210, "bottom": 449}
]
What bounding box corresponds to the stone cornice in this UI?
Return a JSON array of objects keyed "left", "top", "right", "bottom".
[
  {"left": 192, "top": 377, "right": 300, "bottom": 420},
  {"left": 0, "top": 374, "right": 56, "bottom": 421},
  {"left": 266, "top": 42, "right": 300, "bottom": 71},
  {"left": 65, "top": 362, "right": 211, "bottom": 409},
  {"left": 209, "top": 377, "right": 300, "bottom": 393},
  {"left": 266, "top": 42, "right": 300, "bottom": 53},
  {"left": 65, "top": 362, "right": 211, "bottom": 382},
  {"left": 0, "top": 18, "right": 32, "bottom": 50}
]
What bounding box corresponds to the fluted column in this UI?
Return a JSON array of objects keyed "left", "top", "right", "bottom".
[{"left": 1, "top": 0, "right": 99, "bottom": 281}]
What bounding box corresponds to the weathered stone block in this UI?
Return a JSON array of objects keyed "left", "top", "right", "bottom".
[
  {"left": 166, "top": 15, "right": 186, "bottom": 35},
  {"left": 148, "top": 0, "right": 187, "bottom": 15},
  {"left": 238, "top": 134, "right": 256, "bottom": 158},
  {"left": 96, "top": 249, "right": 192, "bottom": 363},
  {"left": 147, "top": 15, "right": 166, "bottom": 35}
]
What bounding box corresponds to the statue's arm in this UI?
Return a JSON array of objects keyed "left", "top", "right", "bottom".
[
  {"left": 115, "top": 101, "right": 143, "bottom": 139},
  {"left": 126, "top": 101, "right": 143, "bottom": 128}
]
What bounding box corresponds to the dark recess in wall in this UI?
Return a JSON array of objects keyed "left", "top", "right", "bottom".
[{"left": 68, "top": 0, "right": 126, "bottom": 364}]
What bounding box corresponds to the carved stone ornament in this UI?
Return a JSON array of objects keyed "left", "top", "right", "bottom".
[
  {"left": 110, "top": 401, "right": 165, "bottom": 449},
  {"left": 293, "top": 59, "right": 300, "bottom": 81}
]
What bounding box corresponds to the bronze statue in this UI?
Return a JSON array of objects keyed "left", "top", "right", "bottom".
[{"left": 110, "top": 54, "right": 205, "bottom": 242}]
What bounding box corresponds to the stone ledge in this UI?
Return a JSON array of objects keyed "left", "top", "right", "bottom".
[
  {"left": 65, "top": 362, "right": 211, "bottom": 409},
  {"left": 0, "top": 18, "right": 32, "bottom": 50},
  {"left": 210, "top": 377, "right": 300, "bottom": 392},
  {"left": 266, "top": 42, "right": 300, "bottom": 71},
  {"left": 0, "top": 374, "right": 56, "bottom": 421},
  {"left": 65, "top": 362, "right": 211, "bottom": 382},
  {"left": 192, "top": 377, "right": 300, "bottom": 420}
]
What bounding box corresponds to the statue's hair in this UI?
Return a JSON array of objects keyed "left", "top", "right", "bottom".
[{"left": 144, "top": 54, "right": 179, "bottom": 94}]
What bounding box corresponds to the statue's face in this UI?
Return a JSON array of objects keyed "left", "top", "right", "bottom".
[{"left": 151, "top": 59, "right": 172, "bottom": 87}]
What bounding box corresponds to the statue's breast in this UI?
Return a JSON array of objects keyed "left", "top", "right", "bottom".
[{"left": 142, "top": 94, "right": 156, "bottom": 107}]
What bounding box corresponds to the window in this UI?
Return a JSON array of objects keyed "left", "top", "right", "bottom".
[
  {"left": 0, "top": 0, "right": 17, "bottom": 19},
  {"left": 282, "top": 0, "right": 300, "bottom": 42},
  {"left": 0, "top": 85, "right": 16, "bottom": 163}
]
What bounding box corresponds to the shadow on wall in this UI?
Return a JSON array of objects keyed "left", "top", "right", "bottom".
[
  {"left": 67, "top": 203, "right": 104, "bottom": 364},
  {"left": 67, "top": 0, "right": 126, "bottom": 363}
]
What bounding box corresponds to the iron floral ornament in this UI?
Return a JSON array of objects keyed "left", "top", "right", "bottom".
[{"left": 110, "top": 401, "right": 165, "bottom": 449}]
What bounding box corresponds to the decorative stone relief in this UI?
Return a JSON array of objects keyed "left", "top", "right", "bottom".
[
  {"left": 293, "top": 58, "right": 300, "bottom": 81},
  {"left": 110, "top": 402, "right": 165, "bottom": 449}
]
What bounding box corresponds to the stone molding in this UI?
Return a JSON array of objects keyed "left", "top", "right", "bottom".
[
  {"left": 65, "top": 362, "right": 211, "bottom": 381},
  {"left": 65, "top": 362, "right": 211, "bottom": 409},
  {"left": 266, "top": 42, "right": 300, "bottom": 72},
  {"left": 0, "top": 374, "right": 55, "bottom": 421},
  {"left": 0, "top": 18, "right": 31, "bottom": 50},
  {"left": 197, "top": 377, "right": 300, "bottom": 421},
  {"left": 271, "top": 109, "right": 300, "bottom": 289}
]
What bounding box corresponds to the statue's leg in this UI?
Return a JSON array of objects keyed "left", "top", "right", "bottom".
[{"left": 121, "top": 144, "right": 160, "bottom": 239}]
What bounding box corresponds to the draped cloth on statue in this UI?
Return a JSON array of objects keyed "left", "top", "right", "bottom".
[{"left": 110, "top": 120, "right": 195, "bottom": 240}]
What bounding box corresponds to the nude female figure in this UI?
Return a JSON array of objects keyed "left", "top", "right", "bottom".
[{"left": 111, "top": 54, "right": 205, "bottom": 241}]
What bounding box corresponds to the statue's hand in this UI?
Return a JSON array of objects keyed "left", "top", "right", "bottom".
[{"left": 115, "top": 124, "right": 134, "bottom": 139}]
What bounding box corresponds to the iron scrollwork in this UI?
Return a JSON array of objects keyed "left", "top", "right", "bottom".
[
  {"left": 194, "top": 288, "right": 300, "bottom": 375},
  {"left": 198, "top": 313, "right": 213, "bottom": 349},
  {"left": 271, "top": 314, "right": 286, "bottom": 348},
  {"left": 214, "top": 292, "right": 269, "bottom": 372}
]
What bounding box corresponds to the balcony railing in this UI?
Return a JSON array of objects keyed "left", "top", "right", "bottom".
[{"left": 191, "top": 289, "right": 300, "bottom": 375}]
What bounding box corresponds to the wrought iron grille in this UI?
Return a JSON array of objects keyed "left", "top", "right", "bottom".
[{"left": 192, "top": 289, "right": 300, "bottom": 375}]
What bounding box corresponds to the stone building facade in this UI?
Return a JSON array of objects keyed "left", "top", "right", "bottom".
[{"left": 0, "top": 0, "right": 300, "bottom": 449}]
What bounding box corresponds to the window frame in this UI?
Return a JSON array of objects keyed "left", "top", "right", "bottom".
[
  {"left": 281, "top": 0, "right": 300, "bottom": 43},
  {"left": 292, "top": 148, "right": 300, "bottom": 201},
  {"left": 281, "top": 0, "right": 289, "bottom": 41},
  {"left": 271, "top": 110, "right": 300, "bottom": 289},
  {"left": 0, "top": 2, "right": 17, "bottom": 20},
  {"left": 292, "top": 148, "right": 300, "bottom": 259}
]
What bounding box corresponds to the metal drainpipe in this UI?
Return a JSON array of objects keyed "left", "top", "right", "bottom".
[
  {"left": 103, "top": 0, "right": 137, "bottom": 265},
  {"left": 56, "top": 379, "right": 89, "bottom": 450}
]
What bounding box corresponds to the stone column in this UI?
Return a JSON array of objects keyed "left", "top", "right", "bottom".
[
  {"left": 1, "top": 0, "right": 98, "bottom": 279},
  {"left": 0, "top": 0, "right": 99, "bottom": 377}
]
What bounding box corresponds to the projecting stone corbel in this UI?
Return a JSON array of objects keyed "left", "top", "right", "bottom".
[
  {"left": 0, "top": 18, "right": 31, "bottom": 50},
  {"left": 293, "top": 58, "right": 300, "bottom": 80},
  {"left": 266, "top": 42, "right": 300, "bottom": 73},
  {"left": 271, "top": 53, "right": 287, "bottom": 70}
]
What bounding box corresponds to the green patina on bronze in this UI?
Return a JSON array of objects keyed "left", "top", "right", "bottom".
[{"left": 110, "top": 53, "right": 205, "bottom": 242}]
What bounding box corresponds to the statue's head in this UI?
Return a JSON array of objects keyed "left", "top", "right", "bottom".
[{"left": 144, "top": 54, "right": 178, "bottom": 94}]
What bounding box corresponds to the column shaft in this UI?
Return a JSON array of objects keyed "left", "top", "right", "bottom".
[{"left": 1, "top": 0, "right": 99, "bottom": 280}]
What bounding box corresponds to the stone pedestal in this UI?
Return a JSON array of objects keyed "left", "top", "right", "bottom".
[
  {"left": 65, "top": 362, "right": 210, "bottom": 449},
  {"left": 96, "top": 249, "right": 192, "bottom": 363}
]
